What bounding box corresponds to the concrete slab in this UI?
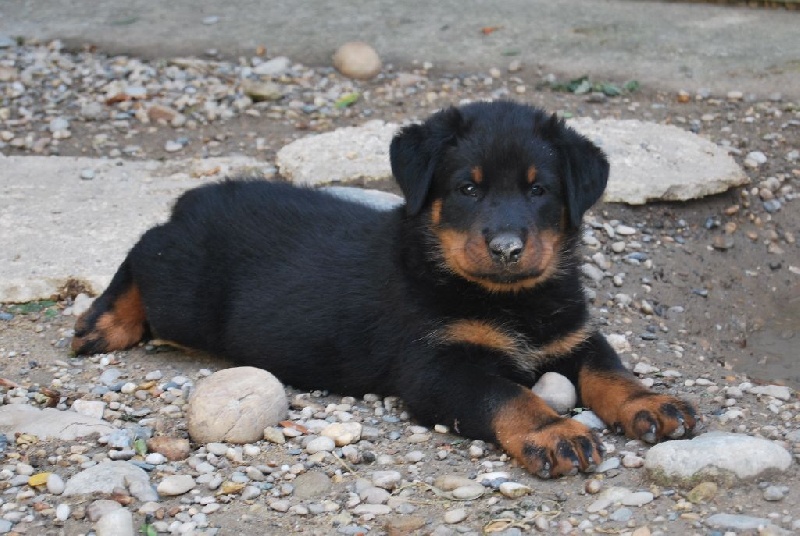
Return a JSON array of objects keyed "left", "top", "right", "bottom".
[
  {"left": 275, "top": 117, "right": 747, "bottom": 204},
  {"left": 0, "top": 155, "right": 272, "bottom": 302},
  {"left": 277, "top": 121, "right": 399, "bottom": 185}
]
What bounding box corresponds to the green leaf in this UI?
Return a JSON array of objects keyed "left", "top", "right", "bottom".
[
  {"left": 334, "top": 93, "right": 359, "bottom": 109},
  {"left": 573, "top": 79, "right": 593, "bottom": 95},
  {"left": 134, "top": 438, "right": 148, "bottom": 456},
  {"left": 565, "top": 76, "right": 589, "bottom": 93},
  {"left": 8, "top": 300, "right": 57, "bottom": 315},
  {"left": 140, "top": 523, "right": 157, "bottom": 536},
  {"left": 598, "top": 83, "right": 621, "bottom": 96},
  {"left": 623, "top": 80, "right": 640, "bottom": 93}
]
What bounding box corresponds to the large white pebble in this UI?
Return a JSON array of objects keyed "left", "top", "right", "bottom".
[
  {"left": 306, "top": 436, "right": 336, "bottom": 454},
  {"left": 94, "top": 508, "right": 134, "bottom": 536},
  {"left": 531, "top": 372, "right": 577, "bottom": 414},
  {"left": 156, "top": 475, "right": 196, "bottom": 496},
  {"left": 332, "top": 41, "right": 382, "bottom": 80},
  {"left": 55, "top": 503, "right": 71, "bottom": 521},
  {"left": 444, "top": 508, "right": 468, "bottom": 524},
  {"left": 371, "top": 470, "right": 402, "bottom": 490},
  {"left": 186, "top": 367, "right": 288, "bottom": 444},
  {"left": 321, "top": 422, "right": 362, "bottom": 446},
  {"left": 451, "top": 484, "right": 484, "bottom": 500},
  {"left": 499, "top": 482, "right": 532, "bottom": 498},
  {"left": 47, "top": 473, "right": 66, "bottom": 495}
]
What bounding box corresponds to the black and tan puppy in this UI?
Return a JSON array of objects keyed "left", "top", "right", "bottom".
[{"left": 73, "top": 100, "right": 696, "bottom": 478}]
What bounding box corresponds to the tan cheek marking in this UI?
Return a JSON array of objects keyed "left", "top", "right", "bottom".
[
  {"left": 471, "top": 166, "right": 483, "bottom": 184},
  {"left": 93, "top": 286, "right": 147, "bottom": 350},
  {"left": 430, "top": 199, "right": 442, "bottom": 226},
  {"left": 527, "top": 166, "right": 537, "bottom": 184}
]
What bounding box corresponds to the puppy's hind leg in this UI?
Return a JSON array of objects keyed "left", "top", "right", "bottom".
[{"left": 71, "top": 257, "right": 149, "bottom": 355}]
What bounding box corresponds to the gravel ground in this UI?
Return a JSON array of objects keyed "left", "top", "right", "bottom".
[{"left": 1, "top": 40, "right": 800, "bottom": 536}]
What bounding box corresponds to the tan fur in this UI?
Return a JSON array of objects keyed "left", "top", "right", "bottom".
[{"left": 440, "top": 319, "right": 590, "bottom": 373}]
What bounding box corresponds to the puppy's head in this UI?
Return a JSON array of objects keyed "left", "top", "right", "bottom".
[{"left": 390, "top": 100, "right": 608, "bottom": 292}]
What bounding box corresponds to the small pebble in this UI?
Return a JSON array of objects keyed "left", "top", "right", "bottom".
[
  {"left": 444, "top": 508, "right": 468, "bottom": 524},
  {"left": 164, "top": 140, "right": 183, "bottom": 152},
  {"left": 451, "top": 484, "right": 484, "bottom": 500},
  {"left": 763, "top": 485, "right": 788, "bottom": 501},
  {"left": 55, "top": 503, "right": 71, "bottom": 521},
  {"left": 306, "top": 436, "right": 336, "bottom": 454},
  {"left": 596, "top": 457, "right": 621, "bottom": 473},
  {"left": 585, "top": 479, "right": 603, "bottom": 494},
  {"left": 622, "top": 491, "right": 654, "bottom": 507},
  {"left": 157, "top": 475, "right": 196, "bottom": 496},
  {"left": 47, "top": 473, "right": 66, "bottom": 495},
  {"left": 622, "top": 454, "right": 645, "bottom": 468}
]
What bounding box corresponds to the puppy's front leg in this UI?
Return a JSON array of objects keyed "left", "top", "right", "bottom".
[
  {"left": 571, "top": 333, "right": 697, "bottom": 443},
  {"left": 397, "top": 355, "right": 603, "bottom": 478}
]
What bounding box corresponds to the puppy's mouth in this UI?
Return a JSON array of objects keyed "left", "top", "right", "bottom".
[{"left": 469, "top": 267, "right": 545, "bottom": 284}]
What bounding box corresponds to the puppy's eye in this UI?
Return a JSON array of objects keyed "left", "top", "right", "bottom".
[
  {"left": 458, "top": 183, "right": 479, "bottom": 197},
  {"left": 529, "top": 184, "right": 546, "bottom": 197}
]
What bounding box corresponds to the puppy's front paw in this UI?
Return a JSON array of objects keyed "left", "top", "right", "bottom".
[
  {"left": 518, "top": 418, "right": 604, "bottom": 478},
  {"left": 492, "top": 391, "right": 605, "bottom": 478},
  {"left": 615, "top": 393, "right": 697, "bottom": 443}
]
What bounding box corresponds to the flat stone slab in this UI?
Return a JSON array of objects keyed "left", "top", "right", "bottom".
[
  {"left": 570, "top": 117, "right": 748, "bottom": 205},
  {"left": 0, "top": 404, "right": 115, "bottom": 440},
  {"left": 644, "top": 432, "right": 792, "bottom": 487},
  {"left": 0, "top": 155, "right": 272, "bottom": 302},
  {"left": 63, "top": 460, "right": 158, "bottom": 501},
  {"left": 274, "top": 117, "right": 747, "bottom": 205},
  {"left": 276, "top": 120, "right": 399, "bottom": 185}
]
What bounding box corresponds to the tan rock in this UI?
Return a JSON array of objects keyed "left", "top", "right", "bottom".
[
  {"left": 333, "top": 41, "right": 382, "bottom": 80},
  {"left": 385, "top": 515, "right": 427, "bottom": 535},
  {"left": 147, "top": 104, "right": 179, "bottom": 123},
  {"left": 146, "top": 436, "right": 191, "bottom": 461},
  {"left": 186, "top": 367, "right": 288, "bottom": 444}
]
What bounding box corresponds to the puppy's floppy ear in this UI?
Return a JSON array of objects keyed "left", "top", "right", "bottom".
[
  {"left": 545, "top": 115, "right": 609, "bottom": 228},
  {"left": 390, "top": 107, "right": 464, "bottom": 215}
]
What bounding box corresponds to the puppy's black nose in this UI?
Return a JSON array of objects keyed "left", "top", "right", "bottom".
[{"left": 488, "top": 233, "right": 524, "bottom": 263}]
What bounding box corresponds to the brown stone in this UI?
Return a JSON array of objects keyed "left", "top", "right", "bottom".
[
  {"left": 147, "top": 104, "right": 179, "bottom": 123},
  {"left": 147, "top": 436, "right": 191, "bottom": 461},
  {"left": 385, "top": 515, "right": 427, "bottom": 535}
]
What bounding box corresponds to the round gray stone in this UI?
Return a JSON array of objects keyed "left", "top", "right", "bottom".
[
  {"left": 645, "top": 432, "right": 793, "bottom": 486},
  {"left": 293, "top": 471, "right": 332, "bottom": 499}
]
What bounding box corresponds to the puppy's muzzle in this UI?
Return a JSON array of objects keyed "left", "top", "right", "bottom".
[{"left": 488, "top": 233, "right": 524, "bottom": 264}]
